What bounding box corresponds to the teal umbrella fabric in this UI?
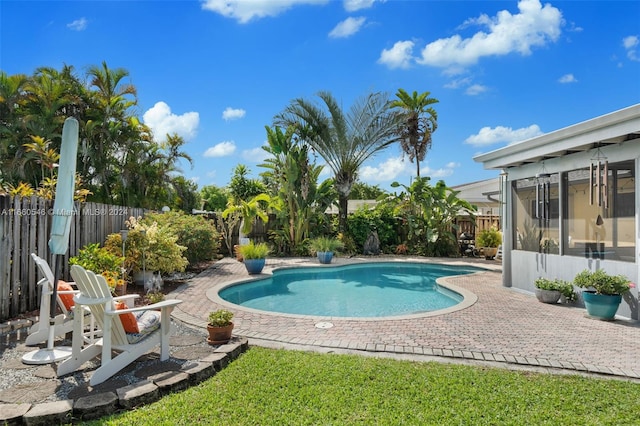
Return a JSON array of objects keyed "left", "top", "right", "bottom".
[{"left": 49, "top": 117, "right": 79, "bottom": 255}]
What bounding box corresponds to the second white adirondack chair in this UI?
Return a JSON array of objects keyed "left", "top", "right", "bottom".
[
  {"left": 57, "top": 265, "right": 182, "bottom": 386},
  {"left": 25, "top": 253, "right": 85, "bottom": 346}
]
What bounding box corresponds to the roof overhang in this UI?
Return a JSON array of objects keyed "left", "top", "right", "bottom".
[{"left": 474, "top": 104, "right": 640, "bottom": 170}]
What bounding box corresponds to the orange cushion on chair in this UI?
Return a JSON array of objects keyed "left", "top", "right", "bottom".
[
  {"left": 115, "top": 301, "right": 140, "bottom": 334},
  {"left": 57, "top": 280, "right": 75, "bottom": 311}
]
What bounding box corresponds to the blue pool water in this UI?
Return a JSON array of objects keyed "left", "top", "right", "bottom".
[{"left": 219, "top": 262, "right": 480, "bottom": 317}]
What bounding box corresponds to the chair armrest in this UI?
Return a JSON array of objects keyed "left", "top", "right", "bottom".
[{"left": 106, "top": 299, "right": 182, "bottom": 315}]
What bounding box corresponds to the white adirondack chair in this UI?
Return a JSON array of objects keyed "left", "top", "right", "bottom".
[
  {"left": 57, "top": 265, "right": 182, "bottom": 386},
  {"left": 25, "top": 253, "right": 91, "bottom": 346}
]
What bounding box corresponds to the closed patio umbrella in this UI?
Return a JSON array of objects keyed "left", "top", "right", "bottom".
[{"left": 23, "top": 117, "right": 79, "bottom": 364}]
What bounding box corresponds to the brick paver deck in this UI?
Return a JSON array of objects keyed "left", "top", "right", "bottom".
[{"left": 169, "top": 256, "right": 640, "bottom": 380}]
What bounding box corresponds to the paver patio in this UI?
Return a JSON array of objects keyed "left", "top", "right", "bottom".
[{"left": 170, "top": 256, "right": 640, "bottom": 380}]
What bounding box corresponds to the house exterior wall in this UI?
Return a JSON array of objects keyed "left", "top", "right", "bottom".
[{"left": 476, "top": 105, "right": 640, "bottom": 320}]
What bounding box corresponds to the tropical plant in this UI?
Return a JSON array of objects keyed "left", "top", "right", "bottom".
[
  {"left": 208, "top": 309, "right": 234, "bottom": 327},
  {"left": 476, "top": 227, "right": 502, "bottom": 248},
  {"left": 573, "top": 269, "right": 634, "bottom": 296},
  {"left": 390, "top": 89, "right": 439, "bottom": 177},
  {"left": 222, "top": 193, "right": 276, "bottom": 240},
  {"left": 383, "top": 177, "right": 476, "bottom": 256},
  {"left": 237, "top": 241, "right": 270, "bottom": 260},
  {"left": 1, "top": 65, "right": 196, "bottom": 210},
  {"left": 104, "top": 216, "right": 188, "bottom": 275},
  {"left": 275, "top": 90, "right": 399, "bottom": 232},
  {"left": 260, "top": 125, "right": 337, "bottom": 255},
  {"left": 308, "top": 236, "right": 344, "bottom": 254}
]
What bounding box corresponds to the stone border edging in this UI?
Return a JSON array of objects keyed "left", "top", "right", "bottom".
[{"left": 0, "top": 318, "right": 248, "bottom": 425}]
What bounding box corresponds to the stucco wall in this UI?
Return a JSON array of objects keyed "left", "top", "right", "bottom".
[{"left": 509, "top": 250, "right": 639, "bottom": 319}]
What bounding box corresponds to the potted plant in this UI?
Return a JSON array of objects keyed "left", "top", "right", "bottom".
[
  {"left": 574, "top": 269, "right": 635, "bottom": 320},
  {"left": 238, "top": 241, "right": 270, "bottom": 274},
  {"left": 534, "top": 277, "right": 575, "bottom": 304},
  {"left": 207, "top": 309, "right": 234, "bottom": 345},
  {"left": 309, "top": 236, "right": 344, "bottom": 264},
  {"left": 475, "top": 227, "right": 502, "bottom": 260}
]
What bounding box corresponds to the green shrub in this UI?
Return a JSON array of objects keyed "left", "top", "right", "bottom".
[
  {"left": 145, "top": 211, "right": 220, "bottom": 264},
  {"left": 104, "top": 217, "right": 188, "bottom": 275},
  {"left": 476, "top": 227, "right": 502, "bottom": 248},
  {"left": 345, "top": 206, "right": 399, "bottom": 254},
  {"left": 70, "top": 243, "right": 123, "bottom": 276}
]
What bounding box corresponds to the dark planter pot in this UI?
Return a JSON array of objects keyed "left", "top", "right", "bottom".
[
  {"left": 206, "top": 323, "right": 234, "bottom": 345},
  {"left": 535, "top": 288, "right": 561, "bottom": 304},
  {"left": 582, "top": 291, "right": 622, "bottom": 320},
  {"left": 317, "top": 251, "right": 334, "bottom": 264},
  {"left": 244, "top": 258, "right": 265, "bottom": 274}
]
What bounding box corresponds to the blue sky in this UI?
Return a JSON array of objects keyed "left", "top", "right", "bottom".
[{"left": 2, "top": 0, "right": 639, "bottom": 192}]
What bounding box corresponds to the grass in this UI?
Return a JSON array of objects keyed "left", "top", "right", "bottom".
[{"left": 89, "top": 347, "right": 640, "bottom": 425}]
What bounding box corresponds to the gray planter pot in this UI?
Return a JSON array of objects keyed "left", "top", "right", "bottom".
[{"left": 535, "top": 288, "right": 562, "bottom": 304}]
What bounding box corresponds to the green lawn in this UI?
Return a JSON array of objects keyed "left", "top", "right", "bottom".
[{"left": 89, "top": 347, "right": 640, "bottom": 425}]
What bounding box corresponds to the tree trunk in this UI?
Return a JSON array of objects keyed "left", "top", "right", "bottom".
[{"left": 338, "top": 195, "right": 348, "bottom": 233}]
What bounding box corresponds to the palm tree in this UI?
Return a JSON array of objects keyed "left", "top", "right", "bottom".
[
  {"left": 390, "top": 89, "right": 439, "bottom": 178},
  {"left": 275, "top": 91, "right": 398, "bottom": 232},
  {"left": 82, "top": 61, "right": 138, "bottom": 202}
]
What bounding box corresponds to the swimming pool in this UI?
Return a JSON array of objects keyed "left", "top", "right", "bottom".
[{"left": 218, "top": 262, "right": 481, "bottom": 318}]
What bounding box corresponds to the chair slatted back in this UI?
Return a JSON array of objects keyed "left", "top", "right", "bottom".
[
  {"left": 31, "top": 253, "right": 70, "bottom": 316},
  {"left": 70, "top": 265, "right": 128, "bottom": 346}
]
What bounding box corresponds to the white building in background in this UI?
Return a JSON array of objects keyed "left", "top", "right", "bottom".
[{"left": 475, "top": 104, "right": 640, "bottom": 319}]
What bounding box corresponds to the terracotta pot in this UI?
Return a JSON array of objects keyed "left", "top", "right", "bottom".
[
  {"left": 207, "top": 323, "right": 234, "bottom": 345},
  {"left": 234, "top": 245, "right": 243, "bottom": 262},
  {"left": 114, "top": 283, "right": 127, "bottom": 296}
]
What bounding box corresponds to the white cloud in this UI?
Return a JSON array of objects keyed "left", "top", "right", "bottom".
[
  {"left": 222, "top": 107, "right": 246, "bottom": 121},
  {"left": 201, "top": 0, "right": 328, "bottom": 23},
  {"left": 241, "top": 146, "right": 270, "bottom": 163},
  {"left": 329, "top": 17, "right": 366, "bottom": 38},
  {"left": 378, "top": 40, "right": 414, "bottom": 69},
  {"left": 143, "top": 101, "right": 199, "bottom": 142},
  {"left": 444, "top": 77, "right": 472, "bottom": 89},
  {"left": 623, "top": 35, "right": 639, "bottom": 61},
  {"left": 465, "top": 84, "right": 488, "bottom": 96},
  {"left": 204, "top": 141, "right": 236, "bottom": 157},
  {"left": 465, "top": 124, "right": 543, "bottom": 147},
  {"left": 359, "top": 156, "right": 411, "bottom": 181},
  {"left": 417, "top": 0, "right": 562, "bottom": 68},
  {"left": 67, "top": 18, "right": 88, "bottom": 31},
  {"left": 343, "top": 0, "right": 379, "bottom": 12},
  {"left": 558, "top": 73, "right": 577, "bottom": 83}
]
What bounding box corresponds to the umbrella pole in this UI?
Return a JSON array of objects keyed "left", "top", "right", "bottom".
[{"left": 22, "top": 254, "right": 73, "bottom": 364}]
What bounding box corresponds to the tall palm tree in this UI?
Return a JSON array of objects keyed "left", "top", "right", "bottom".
[
  {"left": 275, "top": 90, "right": 399, "bottom": 232},
  {"left": 390, "top": 89, "right": 439, "bottom": 178},
  {"left": 82, "top": 61, "right": 138, "bottom": 202}
]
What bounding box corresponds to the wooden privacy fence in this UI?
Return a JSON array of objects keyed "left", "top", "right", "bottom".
[{"left": 0, "top": 195, "right": 145, "bottom": 321}]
